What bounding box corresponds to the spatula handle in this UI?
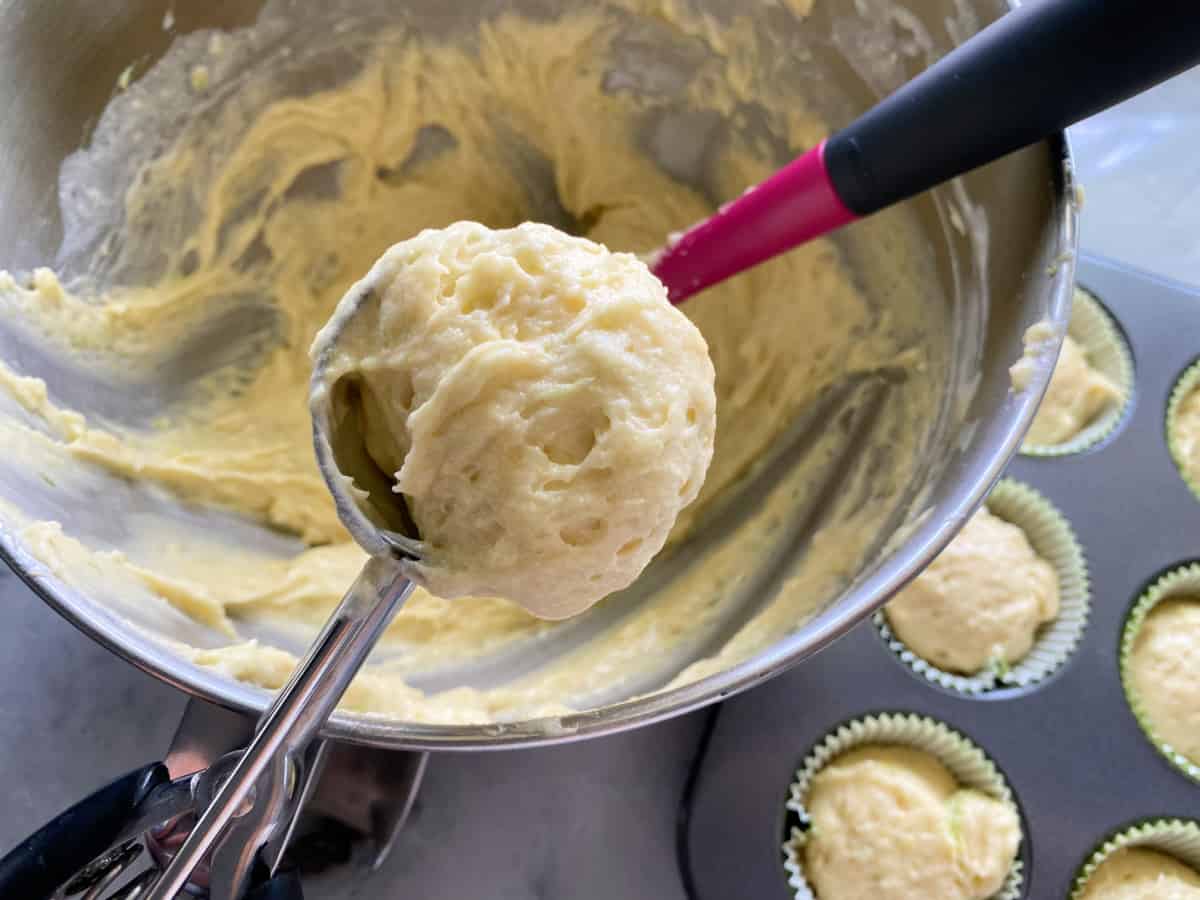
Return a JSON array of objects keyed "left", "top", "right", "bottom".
[
  {"left": 654, "top": 0, "right": 1200, "bottom": 304},
  {"left": 825, "top": 0, "right": 1200, "bottom": 215}
]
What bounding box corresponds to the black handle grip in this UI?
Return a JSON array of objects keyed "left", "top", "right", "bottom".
[
  {"left": 248, "top": 866, "right": 305, "bottom": 900},
  {"left": 0, "top": 762, "right": 169, "bottom": 900},
  {"left": 825, "top": 0, "right": 1200, "bottom": 215}
]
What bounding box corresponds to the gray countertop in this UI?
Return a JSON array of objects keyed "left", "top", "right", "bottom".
[{"left": 2, "top": 66, "right": 1198, "bottom": 900}]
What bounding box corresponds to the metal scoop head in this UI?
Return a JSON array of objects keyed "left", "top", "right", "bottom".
[{"left": 309, "top": 281, "right": 423, "bottom": 563}]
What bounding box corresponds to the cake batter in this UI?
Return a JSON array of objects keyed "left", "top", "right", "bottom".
[
  {"left": 884, "top": 506, "right": 1059, "bottom": 674},
  {"left": 802, "top": 745, "right": 1020, "bottom": 900},
  {"left": 1080, "top": 848, "right": 1200, "bottom": 900},
  {"left": 1172, "top": 384, "right": 1200, "bottom": 490},
  {"left": 1026, "top": 333, "right": 1122, "bottom": 446},
  {"left": 1128, "top": 596, "right": 1200, "bottom": 767}
]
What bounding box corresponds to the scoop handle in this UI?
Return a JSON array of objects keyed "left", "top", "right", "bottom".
[
  {"left": 825, "top": 0, "right": 1200, "bottom": 216},
  {"left": 654, "top": 0, "right": 1200, "bottom": 303},
  {"left": 145, "top": 555, "right": 414, "bottom": 900}
]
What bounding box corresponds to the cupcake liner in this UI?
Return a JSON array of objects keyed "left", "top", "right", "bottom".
[
  {"left": 1070, "top": 819, "right": 1200, "bottom": 899},
  {"left": 782, "top": 712, "right": 1024, "bottom": 900},
  {"left": 1119, "top": 563, "right": 1200, "bottom": 784},
  {"left": 875, "top": 478, "right": 1090, "bottom": 696},
  {"left": 1022, "top": 286, "right": 1134, "bottom": 457},
  {"left": 1167, "top": 359, "right": 1200, "bottom": 504}
]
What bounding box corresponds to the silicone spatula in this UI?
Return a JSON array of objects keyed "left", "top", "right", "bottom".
[{"left": 653, "top": 0, "right": 1200, "bottom": 303}]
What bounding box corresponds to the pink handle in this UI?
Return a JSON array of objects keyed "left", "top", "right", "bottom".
[{"left": 651, "top": 140, "right": 857, "bottom": 304}]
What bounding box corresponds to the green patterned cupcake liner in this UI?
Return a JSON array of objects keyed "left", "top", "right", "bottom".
[
  {"left": 1022, "top": 286, "right": 1134, "bottom": 457},
  {"left": 875, "top": 478, "right": 1089, "bottom": 696},
  {"left": 1119, "top": 563, "right": 1200, "bottom": 785},
  {"left": 1070, "top": 818, "right": 1200, "bottom": 899},
  {"left": 782, "top": 712, "right": 1024, "bottom": 900},
  {"left": 1167, "top": 358, "right": 1200, "bottom": 504}
]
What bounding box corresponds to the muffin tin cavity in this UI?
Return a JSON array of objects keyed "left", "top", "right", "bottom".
[
  {"left": 1120, "top": 563, "right": 1200, "bottom": 785},
  {"left": 1071, "top": 819, "right": 1200, "bottom": 899},
  {"left": 782, "top": 713, "right": 1025, "bottom": 900},
  {"left": 875, "top": 478, "right": 1089, "bottom": 698}
]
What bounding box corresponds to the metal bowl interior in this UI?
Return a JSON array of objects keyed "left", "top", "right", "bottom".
[{"left": 0, "top": 0, "right": 1074, "bottom": 748}]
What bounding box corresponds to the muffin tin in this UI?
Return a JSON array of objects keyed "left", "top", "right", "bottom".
[{"left": 682, "top": 254, "right": 1200, "bottom": 898}]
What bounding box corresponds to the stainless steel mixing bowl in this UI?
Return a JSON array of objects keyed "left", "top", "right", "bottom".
[{"left": 0, "top": 0, "right": 1074, "bottom": 748}]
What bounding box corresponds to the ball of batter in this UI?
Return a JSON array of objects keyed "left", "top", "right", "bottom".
[
  {"left": 1080, "top": 848, "right": 1200, "bottom": 900},
  {"left": 312, "top": 221, "right": 716, "bottom": 619},
  {"left": 884, "top": 506, "right": 1059, "bottom": 674},
  {"left": 803, "top": 746, "right": 1020, "bottom": 900}
]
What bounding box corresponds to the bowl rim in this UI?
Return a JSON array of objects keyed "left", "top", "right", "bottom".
[{"left": 0, "top": 124, "right": 1077, "bottom": 750}]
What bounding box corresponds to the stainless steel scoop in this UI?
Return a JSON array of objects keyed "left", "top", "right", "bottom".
[
  {"left": 143, "top": 561, "right": 414, "bottom": 899},
  {"left": 140, "top": 327, "right": 423, "bottom": 900}
]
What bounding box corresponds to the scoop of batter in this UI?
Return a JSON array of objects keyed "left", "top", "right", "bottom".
[
  {"left": 1128, "top": 596, "right": 1200, "bottom": 767},
  {"left": 803, "top": 745, "right": 1020, "bottom": 900},
  {"left": 884, "top": 506, "right": 1059, "bottom": 674},
  {"left": 310, "top": 221, "right": 716, "bottom": 619},
  {"left": 1080, "top": 848, "right": 1200, "bottom": 900}
]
